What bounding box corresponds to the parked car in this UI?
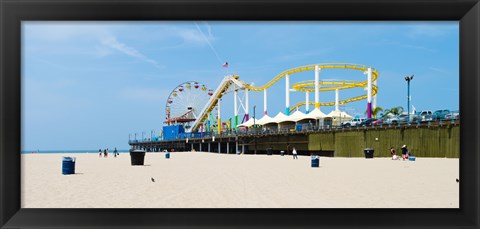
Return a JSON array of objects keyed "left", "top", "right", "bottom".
[
  {"left": 342, "top": 118, "right": 366, "bottom": 127},
  {"left": 411, "top": 113, "right": 422, "bottom": 123},
  {"left": 359, "top": 118, "right": 377, "bottom": 126},
  {"left": 444, "top": 110, "right": 459, "bottom": 120},
  {"left": 372, "top": 119, "right": 383, "bottom": 125},
  {"left": 432, "top": 109, "right": 451, "bottom": 121},
  {"left": 383, "top": 116, "right": 396, "bottom": 125},
  {"left": 419, "top": 110, "right": 433, "bottom": 122},
  {"left": 385, "top": 114, "right": 409, "bottom": 124},
  {"left": 398, "top": 114, "right": 411, "bottom": 123}
]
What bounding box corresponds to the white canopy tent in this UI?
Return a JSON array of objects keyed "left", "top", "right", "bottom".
[
  {"left": 256, "top": 115, "right": 275, "bottom": 125},
  {"left": 287, "top": 110, "right": 308, "bottom": 122},
  {"left": 271, "top": 112, "right": 290, "bottom": 123},
  {"left": 326, "top": 110, "right": 353, "bottom": 126},
  {"left": 327, "top": 110, "right": 353, "bottom": 119},
  {"left": 237, "top": 117, "right": 260, "bottom": 128},
  {"left": 305, "top": 108, "right": 328, "bottom": 120}
]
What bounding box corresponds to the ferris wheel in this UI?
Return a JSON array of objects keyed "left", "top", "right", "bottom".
[{"left": 165, "top": 81, "right": 213, "bottom": 126}]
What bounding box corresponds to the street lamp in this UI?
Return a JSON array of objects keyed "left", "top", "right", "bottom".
[
  {"left": 405, "top": 74, "right": 414, "bottom": 124},
  {"left": 253, "top": 105, "right": 256, "bottom": 134}
]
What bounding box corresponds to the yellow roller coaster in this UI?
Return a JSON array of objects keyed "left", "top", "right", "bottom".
[
  {"left": 240, "top": 63, "right": 378, "bottom": 91},
  {"left": 190, "top": 63, "right": 379, "bottom": 132},
  {"left": 238, "top": 63, "right": 378, "bottom": 112},
  {"left": 288, "top": 80, "right": 378, "bottom": 112}
]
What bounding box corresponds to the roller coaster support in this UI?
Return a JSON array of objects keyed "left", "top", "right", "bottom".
[
  {"left": 217, "top": 98, "right": 221, "bottom": 134},
  {"left": 335, "top": 89, "right": 339, "bottom": 111},
  {"left": 373, "top": 79, "right": 377, "bottom": 110},
  {"left": 285, "top": 74, "right": 290, "bottom": 115},
  {"left": 264, "top": 89, "right": 267, "bottom": 115},
  {"left": 234, "top": 90, "right": 238, "bottom": 129},
  {"left": 305, "top": 91, "right": 310, "bottom": 113},
  {"left": 315, "top": 65, "right": 320, "bottom": 109},
  {"left": 245, "top": 88, "right": 250, "bottom": 121},
  {"left": 366, "top": 67, "right": 373, "bottom": 118}
]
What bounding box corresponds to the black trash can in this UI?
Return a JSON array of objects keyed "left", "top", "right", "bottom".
[
  {"left": 130, "top": 149, "right": 146, "bottom": 165},
  {"left": 311, "top": 155, "right": 319, "bottom": 167},
  {"left": 62, "top": 156, "right": 75, "bottom": 175},
  {"left": 364, "top": 148, "right": 374, "bottom": 159},
  {"left": 280, "top": 151, "right": 285, "bottom": 156},
  {"left": 267, "top": 148, "right": 273, "bottom": 156}
]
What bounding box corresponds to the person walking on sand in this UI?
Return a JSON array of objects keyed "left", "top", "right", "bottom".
[
  {"left": 292, "top": 147, "right": 298, "bottom": 159},
  {"left": 114, "top": 147, "right": 118, "bottom": 157},
  {"left": 99, "top": 149, "right": 102, "bottom": 158},
  {"left": 103, "top": 149, "right": 107, "bottom": 158}
]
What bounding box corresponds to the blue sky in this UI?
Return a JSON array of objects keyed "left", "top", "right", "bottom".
[{"left": 22, "top": 21, "right": 459, "bottom": 151}]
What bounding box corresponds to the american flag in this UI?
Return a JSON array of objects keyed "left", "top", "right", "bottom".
[{"left": 222, "top": 62, "right": 228, "bottom": 67}]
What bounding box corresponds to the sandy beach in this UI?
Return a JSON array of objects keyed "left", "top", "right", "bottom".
[{"left": 21, "top": 152, "right": 459, "bottom": 208}]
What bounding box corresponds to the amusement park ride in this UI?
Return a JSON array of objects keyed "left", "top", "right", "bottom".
[{"left": 162, "top": 63, "right": 379, "bottom": 140}]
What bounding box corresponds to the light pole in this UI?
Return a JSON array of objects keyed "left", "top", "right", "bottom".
[
  {"left": 253, "top": 105, "right": 257, "bottom": 154},
  {"left": 405, "top": 75, "right": 414, "bottom": 124},
  {"left": 253, "top": 105, "right": 256, "bottom": 134}
]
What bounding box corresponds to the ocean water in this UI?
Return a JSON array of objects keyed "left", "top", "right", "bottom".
[{"left": 21, "top": 150, "right": 129, "bottom": 154}]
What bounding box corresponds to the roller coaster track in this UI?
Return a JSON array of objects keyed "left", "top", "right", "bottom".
[
  {"left": 240, "top": 63, "right": 378, "bottom": 91},
  {"left": 189, "top": 75, "right": 238, "bottom": 132},
  {"left": 189, "top": 63, "right": 378, "bottom": 132},
  {"left": 289, "top": 79, "right": 379, "bottom": 112},
  {"left": 289, "top": 84, "right": 378, "bottom": 113}
]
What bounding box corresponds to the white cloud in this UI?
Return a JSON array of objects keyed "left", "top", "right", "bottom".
[
  {"left": 177, "top": 28, "right": 210, "bottom": 45},
  {"left": 24, "top": 22, "right": 218, "bottom": 60},
  {"left": 194, "top": 22, "right": 222, "bottom": 63},
  {"left": 203, "top": 22, "right": 213, "bottom": 38},
  {"left": 100, "top": 35, "right": 164, "bottom": 69},
  {"left": 94, "top": 45, "right": 112, "bottom": 57}
]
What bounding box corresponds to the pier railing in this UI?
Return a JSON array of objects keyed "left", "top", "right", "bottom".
[{"left": 129, "top": 118, "right": 460, "bottom": 144}]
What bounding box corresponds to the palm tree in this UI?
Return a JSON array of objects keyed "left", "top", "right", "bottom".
[
  {"left": 382, "top": 106, "right": 404, "bottom": 117},
  {"left": 364, "top": 106, "right": 384, "bottom": 119},
  {"left": 372, "top": 107, "right": 383, "bottom": 119}
]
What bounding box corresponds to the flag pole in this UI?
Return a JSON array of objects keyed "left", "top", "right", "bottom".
[{"left": 223, "top": 61, "right": 229, "bottom": 75}]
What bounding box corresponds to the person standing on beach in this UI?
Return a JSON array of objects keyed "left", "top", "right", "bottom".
[
  {"left": 103, "top": 149, "right": 107, "bottom": 158},
  {"left": 292, "top": 147, "right": 298, "bottom": 159},
  {"left": 390, "top": 147, "right": 398, "bottom": 160},
  {"left": 114, "top": 147, "right": 118, "bottom": 157},
  {"left": 390, "top": 147, "right": 396, "bottom": 156},
  {"left": 99, "top": 149, "right": 102, "bottom": 157},
  {"left": 401, "top": 145, "right": 408, "bottom": 160}
]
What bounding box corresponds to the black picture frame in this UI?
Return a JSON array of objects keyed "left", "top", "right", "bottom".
[{"left": 1, "top": 0, "right": 479, "bottom": 228}]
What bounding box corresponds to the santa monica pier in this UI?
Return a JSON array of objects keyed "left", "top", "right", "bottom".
[{"left": 128, "top": 63, "right": 460, "bottom": 158}]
